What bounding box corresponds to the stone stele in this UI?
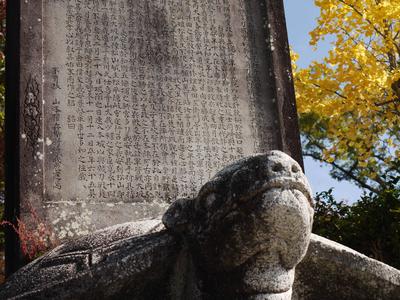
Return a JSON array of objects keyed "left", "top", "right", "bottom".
[{"left": 8, "top": 0, "right": 301, "bottom": 245}]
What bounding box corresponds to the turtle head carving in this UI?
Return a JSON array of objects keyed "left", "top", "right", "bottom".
[{"left": 163, "top": 151, "right": 314, "bottom": 281}]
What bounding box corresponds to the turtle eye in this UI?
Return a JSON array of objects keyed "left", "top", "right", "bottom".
[
  {"left": 272, "top": 162, "right": 283, "bottom": 172},
  {"left": 291, "top": 164, "right": 300, "bottom": 173}
]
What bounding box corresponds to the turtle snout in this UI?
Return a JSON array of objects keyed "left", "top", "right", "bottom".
[{"left": 268, "top": 156, "right": 302, "bottom": 179}]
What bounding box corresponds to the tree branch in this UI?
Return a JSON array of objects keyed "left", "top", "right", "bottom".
[
  {"left": 339, "top": 27, "right": 383, "bottom": 63},
  {"left": 338, "top": 0, "right": 384, "bottom": 36},
  {"left": 311, "top": 83, "right": 348, "bottom": 99},
  {"left": 337, "top": 0, "right": 400, "bottom": 54},
  {"left": 303, "top": 151, "right": 380, "bottom": 194},
  {"left": 375, "top": 98, "right": 400, "bottom": 106}
]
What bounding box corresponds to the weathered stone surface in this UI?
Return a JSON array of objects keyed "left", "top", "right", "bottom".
[
  {"left": 8, "top": 0, "right": 302, "bottom": 248},
  {"left": 0, "top": 151, "right": 313, "bottom": 299},
  {"left": 163, "top": 150, "right": 313, "bottom": 299},
  {"left": 293, "top": 234, "right": 400, "bottom": 300}
]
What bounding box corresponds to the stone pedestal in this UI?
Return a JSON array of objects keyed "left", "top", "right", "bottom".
[{"left": 0, "top": 152, "right": 313, "bottom": 299}]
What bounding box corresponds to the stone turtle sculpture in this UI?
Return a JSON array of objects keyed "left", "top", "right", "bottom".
[{"left": 0, "top": 151, "right": 314, "bottom": 299}]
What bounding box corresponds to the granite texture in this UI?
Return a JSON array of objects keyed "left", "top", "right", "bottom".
[{"left": 293, "top": 234, "right": 400, "bottom": 300}]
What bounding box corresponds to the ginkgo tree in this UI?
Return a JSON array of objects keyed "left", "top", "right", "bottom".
[{"left": 292, "top": 0, "right": 400, "bottom": 193}]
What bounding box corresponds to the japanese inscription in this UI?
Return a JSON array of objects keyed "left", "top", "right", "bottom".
[{"left": 16, "top": 0, "right": 289, "bottom": 240}]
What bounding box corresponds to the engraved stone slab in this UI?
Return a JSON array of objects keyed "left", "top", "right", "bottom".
[{"left": 6, "top": 0, "right": 301, "bottom": 271}]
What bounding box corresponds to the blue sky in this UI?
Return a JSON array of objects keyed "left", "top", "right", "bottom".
[{"left": 283, "top": 0, "right": 363, "bottom": 202}]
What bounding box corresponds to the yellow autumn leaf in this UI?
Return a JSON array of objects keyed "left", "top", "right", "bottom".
[{"left": 292, "top": 0, "right": 400, "bottom": 191}]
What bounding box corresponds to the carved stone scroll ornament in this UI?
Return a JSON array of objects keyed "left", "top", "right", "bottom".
[
  {"left": 23, "top": 75, "right": 41, "bottom": 154},
  {"left": 0, "top": 151, "right": 313, "bottom": 299}
]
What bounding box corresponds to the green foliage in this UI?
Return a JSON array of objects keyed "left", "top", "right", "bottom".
[
  {"left": 313, "top": 187, "right": 400, "bottom": 269},
  {"left": 313, "top": 189, "right": 351, "bottom": 242}
]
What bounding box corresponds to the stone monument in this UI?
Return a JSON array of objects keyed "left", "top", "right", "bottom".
[
  {"left": 4, "top": 1, "right": 400, "bottom": 298},
  {"left": 6, "top": 0, "right": 301, "bottom": 272}
]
